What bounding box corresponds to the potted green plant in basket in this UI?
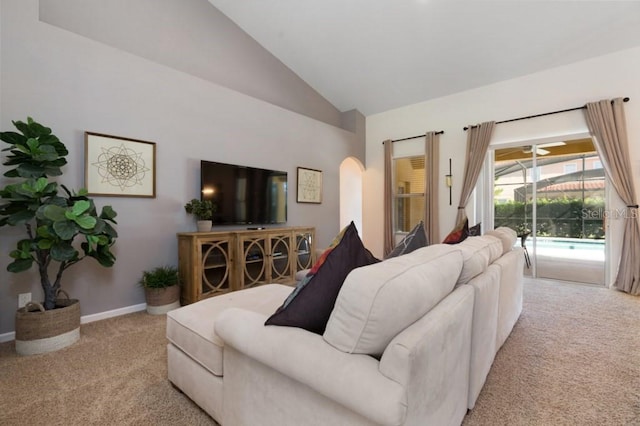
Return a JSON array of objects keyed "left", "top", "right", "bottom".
[
  {"left": 184, "top": 198, "right": 214, "bottom": 232},
  {"left": 139, "top": 265, "right": 181, "bottom": 315},
  {"left": 0, "top": 118, "right": 118, "bottom": 355}
]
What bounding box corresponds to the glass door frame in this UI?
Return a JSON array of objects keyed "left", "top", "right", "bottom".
[{"left": 479, "top": 133, "right": 612, "bottom": 284}]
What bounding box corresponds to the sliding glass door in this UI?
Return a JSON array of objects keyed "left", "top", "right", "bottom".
[{"left": 493, "top": 138, "right": 606, "bottom": 285}]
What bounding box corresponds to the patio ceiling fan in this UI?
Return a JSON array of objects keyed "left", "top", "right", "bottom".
[{"left": 522, "top": 141, "right": 566, "bottom": 156}]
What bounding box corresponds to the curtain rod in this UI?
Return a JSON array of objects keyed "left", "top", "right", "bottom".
[
  {"left": 383, "top": 130, "right": 444, "bottom": 144},
  {"left": 463, "top": 97, "right": 630, "bottom": 131}
]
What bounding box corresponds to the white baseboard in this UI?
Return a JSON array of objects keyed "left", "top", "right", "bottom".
[
  {"left": 0, "top": 332, "right": 15, "bottom": 343},
  {"left": 0, "top": 303, "right": 148, "bottom": 343},
  {"left": 80, "top": 303, "right": 147, "bottom": 324}
]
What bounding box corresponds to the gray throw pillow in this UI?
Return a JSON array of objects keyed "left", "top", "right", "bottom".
[{"left": 385, "top": 221, "right": 428, "bottom": 259}]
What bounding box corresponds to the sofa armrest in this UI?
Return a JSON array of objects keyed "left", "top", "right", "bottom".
[{"left": 215, "top": 308, "right": 406, "bottom": 425}]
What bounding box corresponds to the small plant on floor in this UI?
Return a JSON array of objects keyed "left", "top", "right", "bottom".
[
  {"left": 139, "top": 265, "right": 180, "bottom": 314},
  {"left": 139, "top": 265, "right": 180, "bottom": 289}
]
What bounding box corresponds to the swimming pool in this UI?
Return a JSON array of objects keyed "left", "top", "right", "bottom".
[{"left": 526, "top": 237, "right": 605, "bottom": 262}]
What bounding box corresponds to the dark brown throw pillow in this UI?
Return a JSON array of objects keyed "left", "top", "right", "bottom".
[{"left": 265, "top": 222, "right": 379, "bottom": 334}]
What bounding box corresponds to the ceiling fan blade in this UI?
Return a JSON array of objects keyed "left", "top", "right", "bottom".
[
  {"left": 522, "top": 145, "right": 550, "bottom": 155},
  {"left": 536, "top": 147, "right": 550, "bottom": 155},
  {"left": 537, "top": 141, "right": 566, "bottom": 149}
]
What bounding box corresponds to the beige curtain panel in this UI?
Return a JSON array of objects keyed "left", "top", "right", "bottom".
[
  {"left": 454, "top": 121, "right": 496, "bottom": 227},
  {"left": 383, "top": 139, "right": 394, "bottom": 257},
  {"left": 584, "top": 98, "right": 640, "bottom": 295},
  {"left": 424, "top": 131, "right": 440, "bottom": 244}
]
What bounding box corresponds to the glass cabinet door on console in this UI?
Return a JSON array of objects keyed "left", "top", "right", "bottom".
[
  {"left": 237, "top": 231, "right": 293, "bottom": 289},
  {"left": 294, "top": 228, "right": 316, "bottom": 271},
  {"left": 178, "top": 227, "right": 315, "bottom": 304},
  {"left": 238, "top": 234, "right": 268, "bottom": 289},
  {"left": 269, "top": 232, "right": 293, "bottom": 284},
  {"left": 177, "top": 233, "right": 235, "bottom": 305},
  {"left": 201, "top": 239, "right": 234, "bottom": 295}
]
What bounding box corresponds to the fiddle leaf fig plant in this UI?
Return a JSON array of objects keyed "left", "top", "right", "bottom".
[{"left": 0, "top": 118, "right": 118, "bottom": 310}]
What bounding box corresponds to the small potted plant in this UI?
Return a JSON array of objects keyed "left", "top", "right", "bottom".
[
  {"left": 139, "top": 265, "right": 181, "bottom": 315},
  {"left": 515, "top": 222, "right": 531, "bottom": 237},
  {"left": 184, "top": 198, "right": 214, "bottom": 232}
]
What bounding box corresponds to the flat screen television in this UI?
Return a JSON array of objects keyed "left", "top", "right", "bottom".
[{"left": 200, "top": 160, "right": 287, "bottom": 225}]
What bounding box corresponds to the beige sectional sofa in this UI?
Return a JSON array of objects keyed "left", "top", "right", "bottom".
[{"left": 166, "top": 227, "right": 523, "bottom": 425}]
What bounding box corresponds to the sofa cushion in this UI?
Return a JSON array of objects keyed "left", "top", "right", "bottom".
[
  {"left": 323, "top": 244, "right": 463, "bottom": 356},
  {"left": 265, "top": 222, "right": 379, "bottom": 334},
  {"left": 485, "top": 227, "right": 518, "bottom": 254},
  {"left": 166, "top": 284, "right": 292, "bottom": 376},
  {"left": 476, "top": 235, "right": 503, "bottom": 264},
  {"left": 455, "top": 236, "right": 502, "bottom": 285},
  {"left": 385, "top": 220, "right": 428, "bottom": 259}
]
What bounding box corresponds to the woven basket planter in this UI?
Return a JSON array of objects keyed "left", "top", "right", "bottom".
[
  {"left": 15, "top": 294, "right": 80, "bottom": 356},
  {"left": 145, "top": 285, "right": 180, "bottom": 315}
]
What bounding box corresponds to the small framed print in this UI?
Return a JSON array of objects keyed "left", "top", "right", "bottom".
[
  {"left": 85, "top": 132, "right": 156, "bottom": 198},
  {"left": 296, "top": 167, "right": 322, "bottom": 204}
]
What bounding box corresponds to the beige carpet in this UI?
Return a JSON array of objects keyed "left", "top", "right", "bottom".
[{"left": 1, "top": 278, "right": 638, "bottom": 425}]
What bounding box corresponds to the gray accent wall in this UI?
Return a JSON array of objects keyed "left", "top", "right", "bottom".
[
  {"left": 39, "top": 0, "right": 343, "bottom": 130},
  {"left": 0, "top": 0, "right": 362, "bottom": 335}
]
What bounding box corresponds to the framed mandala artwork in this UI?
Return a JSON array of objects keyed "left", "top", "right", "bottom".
[
  {"left": 296, "top": 167, "right": 322, "bottom": 204},
  {"left": 85, "top": 132, "right": 156, "bottom": 198}
]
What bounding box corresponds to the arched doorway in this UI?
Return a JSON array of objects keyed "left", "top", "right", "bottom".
[{"left": 339, "top": 157, "right": 364, "bottom": 235}]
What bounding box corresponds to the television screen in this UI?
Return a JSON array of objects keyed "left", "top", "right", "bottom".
[{"left": 200, "top": 160, "right": 287, "bottom": 225}]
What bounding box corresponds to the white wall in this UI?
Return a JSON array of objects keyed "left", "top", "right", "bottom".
[
  {"left": 365, "top": 45, "right": 640, "bottom": 275},
  {"left": 339, "top": 157, "right": 364, "bottom": 236},
  {"left": 0, "top": 0, "right": 359, "bottom": 334}
]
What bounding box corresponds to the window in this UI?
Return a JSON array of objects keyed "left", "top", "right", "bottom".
[
  {"left": 393, "top": 156, "right": 425, "bottom": 233},
  {"left": 564, "top": 163, "right": 577, "bottom": 174},
  {"left": 592, "top": 160, "right": 602, "bottom": 169},
  {"left": 528, "top": 166, "right": 542, "bottom": 182}
]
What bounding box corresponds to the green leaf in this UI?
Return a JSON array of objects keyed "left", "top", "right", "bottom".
[
  {"left": 16, "top": 163, "right": 46, "bottom": 178},
  {"left": 27, "top": 120, "right": 52, "bottom": 136},
  {"left": 26, "top": 138, "right": 39, "bottom": 151},
  {"left": 7, "top": 258, "right": 34, "bottom": 273},
  {"left": 33, "top": 177, "right": 49, "bottom": 193},
  {"left": 100, "top": 205, "right": 118, "bottom": 221},
  {"left": 42, "top": 204, "right": 67, "bottom": 222},
  {"left": 89, "top": 218, "right": 105, "bottom": 234},
  {"left": 37, "top": 239, "right": 53, "bottom": 249},
  {"left": 102, "top": 222, "right": 118, "bottom": 238},
  {"left": 53, "top": 220, "right": 77, "bottom": 240},
  {"left": 51, "top": 242, "right": 77, "bottom": 262},
  {"left": 75, "top": 214, "right": 96, "bottom": 229},
  {"left": 7, "top": 209, "right": 35, "bottom": 226},
  {"left": 0, "top": 131, "right": 27, "bottom": 146},
  {"left": 86, "top": 243, "right": 116, "bottom": 267},
  {"left": 33, "top": 144, "right": 59, "bottom": 162},
  {"left": 71, "top": 200, "right": 90, "bottom": 216},
  {"left": 36, "top": 225, "right": 54, "bottom": 238}
]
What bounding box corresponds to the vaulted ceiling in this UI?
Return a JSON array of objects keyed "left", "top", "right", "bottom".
[{"left": 208, "top": 1, "right": 640, "bottom": 116}]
